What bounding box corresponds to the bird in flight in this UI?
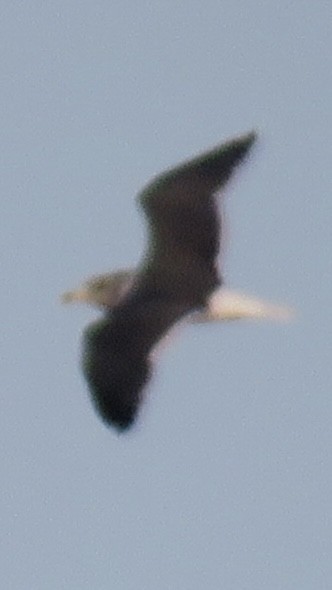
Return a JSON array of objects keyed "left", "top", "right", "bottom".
[
  {"left": 63, "top": 132, "right": 291, "bottom": 432},
  {"left": 63, "top": 271, "right": 292, "bottom": 323}
]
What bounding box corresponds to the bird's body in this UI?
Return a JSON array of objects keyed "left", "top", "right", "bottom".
[
  {"left": 63, "top": 273, "right": 292, "bottom": 323},
  {"left": 64, "top": 132, "right": 259, "bottom": 431}
]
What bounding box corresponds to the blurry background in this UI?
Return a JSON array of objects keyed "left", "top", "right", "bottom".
[{"left": 0, "top": 2, "right": 330, "bottom": 588}]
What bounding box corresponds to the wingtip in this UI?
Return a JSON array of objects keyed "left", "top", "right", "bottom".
[
  {"left": 247, "top": 129, "right": 258, "bottom": 147},
  {"left": 94, "top": 398, "right": 139, "bottom": 433},
  {"left": 233, "top": 129, "right": 258, "bottom": 150},
  {"left": 110, "top": 417, "right": 136, "bottom": 433},
  {"left": 220, "top": 129, "right": 258, "bottom": 165}
]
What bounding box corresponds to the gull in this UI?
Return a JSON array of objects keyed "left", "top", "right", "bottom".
[{"left": 63, "top": 132, "right": 289, "bottom": 431}]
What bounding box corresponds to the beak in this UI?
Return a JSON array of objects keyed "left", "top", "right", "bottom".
[{"left": 60, "top": 288, "right": 91, "bottom": 304}]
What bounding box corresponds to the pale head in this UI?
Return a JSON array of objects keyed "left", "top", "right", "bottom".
[{"left": 61, "top": 270, "right": 134, "bottom": 309}]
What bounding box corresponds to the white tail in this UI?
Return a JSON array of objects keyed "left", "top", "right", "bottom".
[{"left": 192, "top": 288, "right": 295, "bottom": 323}]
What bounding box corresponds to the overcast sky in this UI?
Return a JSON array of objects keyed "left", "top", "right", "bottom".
[{"left": 1, "top": 2, "right": 331, "bottom": 589}]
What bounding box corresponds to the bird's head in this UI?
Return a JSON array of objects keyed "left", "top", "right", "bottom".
[{"left": 61, "top": 270, "right": 134, "bottom": 309}]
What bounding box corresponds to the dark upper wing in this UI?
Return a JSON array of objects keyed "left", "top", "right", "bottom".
[
  {"left": 83, "top": 292, "right": 189, "bottom": 431},
  {"left": 139, "top": 131, "right": 257, "bottom": 280}
]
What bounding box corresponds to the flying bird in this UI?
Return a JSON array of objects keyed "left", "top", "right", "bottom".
[
  {"left": 63, "top": 271, "right": 293, "bottom": 323},
  {"left": 64, "top": 132, "right": 264, "bottom": 431}
]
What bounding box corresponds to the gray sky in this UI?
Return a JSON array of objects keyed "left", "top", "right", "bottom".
[{"left": 1, "top": 2, "right": 331, "bottom": 588}]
